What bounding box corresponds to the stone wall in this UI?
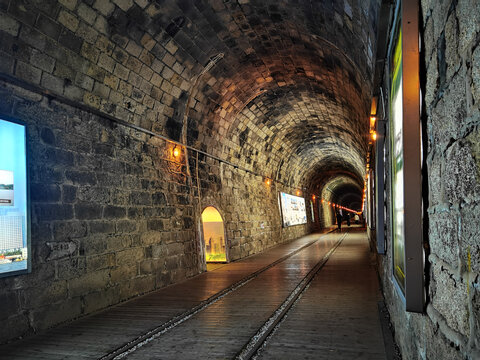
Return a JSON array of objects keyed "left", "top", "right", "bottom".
[
  {"left": 378, "top": 0, "right": 480, "bottom": 359},
  {"left": 0, "top": 78, "right": 307, "bottom": 343}
]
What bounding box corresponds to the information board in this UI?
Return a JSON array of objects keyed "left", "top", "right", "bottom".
[
  {"left": 279, "top": 192, "right": 307, "bottom": 227},
  {"left": 0, "top": 118, "right": 29, "bottom": 277}
]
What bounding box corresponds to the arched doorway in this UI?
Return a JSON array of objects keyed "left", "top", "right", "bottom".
[{"left": 201, "top": 206, "right": 227, "bottom": 263}]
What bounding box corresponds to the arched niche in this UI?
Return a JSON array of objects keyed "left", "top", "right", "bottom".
[{"left": 201, "top": 206, "right": 227, "bottom": 263}]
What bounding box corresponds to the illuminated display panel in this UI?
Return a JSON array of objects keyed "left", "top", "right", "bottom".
[
  {"left": 279, "top": 192, "right": 307, "bottom": 227},
  {"left": 390, "top": 28, "right": 406, "bottom": 294},
  {"left": 202, "top": 206, "right": 226, "bottom": 262},
  {"left": 0, "top": 118, "right": 30, "bottom": 277}
]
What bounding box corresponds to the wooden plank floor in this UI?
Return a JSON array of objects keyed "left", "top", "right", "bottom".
[
  {"left": 124, "top": 232, "right": 341, "bottom": 359},
  {"left": 0, "top": 230, "right": 335, "bottom": 359},
  {"left": 256, "top": 230, "right": 386, "bottom": 360}
]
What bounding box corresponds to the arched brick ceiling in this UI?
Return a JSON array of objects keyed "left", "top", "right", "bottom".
[{"left": 107, "top": 0, "right": 380, "bottom": 192}]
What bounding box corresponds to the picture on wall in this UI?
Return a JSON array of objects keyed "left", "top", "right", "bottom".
[
  {"left": 280, "top": 192, "right": 307, "bottom": 227},
  {"left": 0, "top": 118, "right": 29, "bottom": 277}
]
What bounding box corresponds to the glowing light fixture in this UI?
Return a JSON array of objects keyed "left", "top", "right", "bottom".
[
  {"left": 173, "top": 145, "right": 180, "bottom": 157},
  {"left": 265, "top": 178, "right": 271, "bottom": 186},
  {"left": 372, "top": 131, "right": 377, "bottom": 141}
]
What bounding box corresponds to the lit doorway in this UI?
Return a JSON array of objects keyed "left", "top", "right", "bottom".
[{"left": 201, "top": 207, "right": 227, "bottom": 267}]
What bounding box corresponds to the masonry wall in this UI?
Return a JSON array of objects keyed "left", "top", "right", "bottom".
[
  {"left": 379, "top": 1, "right": 480, "bottom": 359},
  {"left": 0, "top": 1, "right": 311, "bottom": 343}
]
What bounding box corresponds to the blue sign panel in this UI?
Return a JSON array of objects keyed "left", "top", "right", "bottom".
[{"left": 0, "top": 118, "right": 29, "bottom": 277}]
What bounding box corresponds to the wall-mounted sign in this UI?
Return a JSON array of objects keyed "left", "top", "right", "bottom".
[
  {"left": 279, "top": 192, "right": 307, "bottom": 227},
  {"left": 0, "top": 118, "right": 30, "bottom": 277},
  {"left": 388, "top": 0, "right": 423, "bottom": 312}
]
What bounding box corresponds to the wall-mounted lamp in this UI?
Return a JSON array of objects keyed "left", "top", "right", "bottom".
[
  {"left": 265, "top": 178, "right": 271, "bottom": 186},
  {"left": 296, "top": 190, "right": 301, "bottom": 196},
  {"left": 312, "top": 195, "right": 316, "bottom": 200},
  {"left": 370, "top": 116, "right": 376, "bottom": 128},
  {"left": 371, "top": 131, "right": 377, "bottom": 141},
  {"left": 173, "top": 145, "right": 180, "bottom": 158}
]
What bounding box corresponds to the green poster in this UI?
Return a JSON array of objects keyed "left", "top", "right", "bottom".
[{"left": 390, "top": 29, "right": 405, "bottom": 293}]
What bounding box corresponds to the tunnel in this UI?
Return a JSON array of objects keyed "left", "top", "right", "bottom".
[{"left": 0, "top": 0, "right": 479, "bottom": 359}]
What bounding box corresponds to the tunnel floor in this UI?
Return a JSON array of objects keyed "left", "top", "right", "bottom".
[{"left": 0, "top": 227, "right": 388, "bottom": 359}]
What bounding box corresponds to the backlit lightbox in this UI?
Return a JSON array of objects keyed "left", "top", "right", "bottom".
[{"left": 0, "top": 118, "right": 30, "bottom": 277}]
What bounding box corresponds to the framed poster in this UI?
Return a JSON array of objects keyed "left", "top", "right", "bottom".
[
  {"left": 0, "top": 118, "right": 30, "bottom": 278},
  {"left": 279, "top": 192, "right": 307, "bottom": 227},
  {"left": 388, "top": 0, "right": 423, "bottom": 312}
]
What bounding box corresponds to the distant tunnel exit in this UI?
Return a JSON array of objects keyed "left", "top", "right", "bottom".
[{"left": 201, "top": 206, "right": 226, "bottom": 262}]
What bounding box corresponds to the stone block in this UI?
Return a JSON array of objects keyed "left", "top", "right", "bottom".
[
  {"left": 147, "top": 219, "right": 164, "bottom": 231},
  {"left": 41, "top": 73, "right": 65, "bottom": 94},
  {"left": 472, "top": 44, "right": 480, "bottom": 105},
  {"left": 20, "top": 281, "right": 68, "bottom": 309},
  {"left": 11, "top": 2, "right": 39, "bottom": 27},
  {"left": 0, "top": 314, "right": 30, "bottom": 343},
  {"left": 97, "top": 53, "right": 115, "bottom": 73},
  {"left": 15, "top": 61, "right": 42, "bottom": 85},
  {"left": 31, "top": 183, "right": 62, "bottom": 203},
  {"left": 116, "top": 220, "right": 137, "bottom": 233},
  {"left": 0, "top": 291, "right": 20, "bottom": 318},
  {"left": 62, "top": 185, "right": 77, "bottom": 203},
  {"left": 112, "top": 0, "right": 133, "bottom": 12},
  {"left": 30, "top": 50, "right": 56, "bottom": 73},
  {"left": 57, "top": 257, "right": 87, "bottom": 280},
  {"left": 76, "top": 21, "right": 99, "bottom": 44},
  {"left": 83, "top": 286, "right": 120, "bottom": 313},
  {"left": 92, "top": 81, "right": 110, "bottom": 98},
  {"left": 81, "top": 41, "right": 100, "bottom": 63},
  {"left": 114, "top": 63, "right": 129, "bottom": 80},
  {"left": 0, "top": 11, "right": 20, "bottom": 36},
  {"left": 93, "top": 15, "right": 108, "bottom": 35},
  {"left": 59, "top": 28, "right": 84, "bottom": 53},
  {"left": 75, "top": 203, "right": 103, "bottom": 220},
  {"left": 116, "top": 247, "right": 144, "bottom": 265},
  {"left": 93, "top": 0, "right": 115, "bottom": 16},
  {"left": 68, "top": 269, "right": 110, "bottom": 297},
  {"left": 58, "top": 9, "right": 79, "bottom": 32},
  {"left": 66, "top": 170, "right": 97, "bottom": 185},
  {"left": 457, "top": 0, "right": 480, "bottom": 54},
  {"left": 104, "top": 205, "right": 126, "bottom": 219},
  {"left": 77, "top": 2, "right": 97, "bottom": 25},
  {"left": 35, "top": 204, "right": 74, "bottom": 221},
  {"left": 460, "top": 204, "right": 480, "bottom": 273},
  {"left": 110, "top": 264, "right": 137, "bottom": 283},
  {"left": 87, "top": 252, "right": 115, "bottom": 271},
  {"left": 75, "top": 72, "right": 94, "bottom": 91},
  {"left": 53, "top": 221, "right": 87, "bottom": 241},
  {"left": 431, "top": 264, "right": 469, "bottom": 336},
  {"left": 444, "top": 140, "right": 477, "bottom": 204},
  {"left": 59, "top": 0, "right": 77, "bottom": 11},
  {"left": 89, "top": 220, "right": 115, "bottom": 234}
]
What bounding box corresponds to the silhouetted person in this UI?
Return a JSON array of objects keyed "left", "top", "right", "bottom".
[
  {"left": 345, "top": 212, "right": 350, "bottom": 226},
  {"left": 336, "top": 211, "right": 342, "bottom": 230}
]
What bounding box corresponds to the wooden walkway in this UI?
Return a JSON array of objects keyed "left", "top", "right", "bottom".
[{"left": 0, "top": 227, "right": 387, "bottom": 359}]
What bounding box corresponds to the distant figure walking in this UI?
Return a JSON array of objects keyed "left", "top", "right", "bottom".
[
  {"left": 345, "top": 212, "right": 350, "bottom": 226},
  {"left": 336, "top": 211, "right": 342, "bottom": 230}
]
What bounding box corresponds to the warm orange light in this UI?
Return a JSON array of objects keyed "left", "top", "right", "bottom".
[
  {"left": 265, "top": 178, "right": 271, "bottom": 186},
  {"left": 173, "top": 146, "right": 180, "bottom": 157},
  {"left": 296, "top": 190, "right": 301, "bottom": 196},
  {"left": 312, "top": 195, "right": 316, "bottom": 200},
  {"left": 321, "top": 199, "right": 324, "bottom": 203},
  {"left": 372, "top": 131, "right": 377, "bottom": 141},
  {"left": 370, "top": 116, "right": 376, "bottom": 128}
]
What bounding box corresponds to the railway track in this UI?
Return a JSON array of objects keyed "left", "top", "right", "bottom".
[{"left": 100, "top": 229, "right": 345, "bottom": 360}]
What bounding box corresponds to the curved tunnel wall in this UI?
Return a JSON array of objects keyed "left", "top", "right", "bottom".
[{"left": 0, "top": 0, "right": 379, "bottom": 342}]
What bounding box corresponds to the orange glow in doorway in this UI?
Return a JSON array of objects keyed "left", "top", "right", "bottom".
[{"left": 202, "top": 207, "right": 226, "bottom": 262}]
